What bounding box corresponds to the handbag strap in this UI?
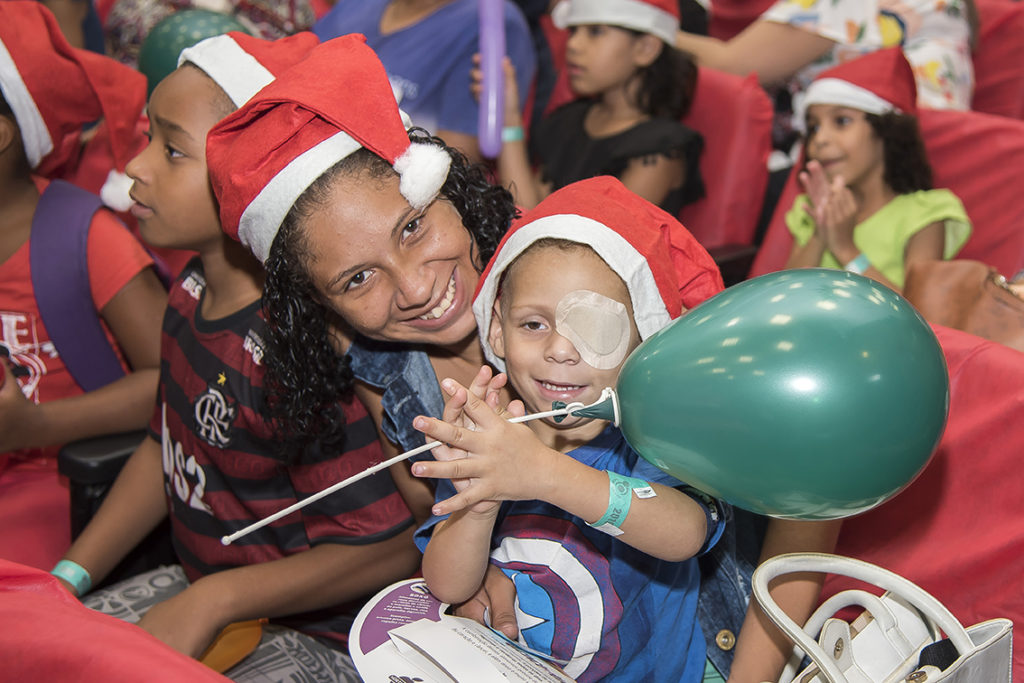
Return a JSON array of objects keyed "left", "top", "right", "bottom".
[{"left": 753, "top": 553, "right": 974, "bottom": 683}]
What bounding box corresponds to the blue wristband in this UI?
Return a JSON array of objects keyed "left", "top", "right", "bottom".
[
  {"left": 844, "top": 253, "right": 870, "bottom": 275},
  {"left": 588, "top": 471, "right": 654, "bottom": 536},
  {"left": 51, "top": 559, "right": 92, "bottom": 596}
]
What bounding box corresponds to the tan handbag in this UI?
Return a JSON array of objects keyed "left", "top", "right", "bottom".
[{"left": 903, "top": 259, "right": 1024, "bottom": 352}]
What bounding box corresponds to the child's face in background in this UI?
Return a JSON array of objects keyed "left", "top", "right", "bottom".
[
  {"left": 489, "top": 244, "right": 640, "bottom": 444},
  {"left": 126, "top": 66, "right": 228, "bottom": 252},
  {"left": 565, "top": 24, "right": 658, "bottom": 98},
  {"left": 804, "top": 104, "right": 886, "bottom": 192}
]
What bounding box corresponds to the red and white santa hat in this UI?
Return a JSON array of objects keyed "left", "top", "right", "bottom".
[
  {"left": 178, "top": 31, "right": 320, "bottom": 109},
  {"left": 551, "top": 0, "right": 680, "bottom": 45},
  {"left": 207, "top": 34, "right": 450, "bottom": 264},
  {"left": 0, "top": 1, "right": 146, "bottom": 209},
  {"left": 802, "top": 47, "right": 918, "bottom": 119},
  {"left": 473, "top": 176, "right": 724, "bottom": 371}
]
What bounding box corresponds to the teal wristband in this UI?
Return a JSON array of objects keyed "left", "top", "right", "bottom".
[
  {"left": 844, "top": 252, "right": 870, "bottom": 275},
  {"left": 588, "top": 471, "right": 654, "bottom": 536},
  {"left": 51, "top": 559, "right": 91, "bottom": 596},
  {"left": 501, "top": 125, "right": 525, "bottom": 143}
]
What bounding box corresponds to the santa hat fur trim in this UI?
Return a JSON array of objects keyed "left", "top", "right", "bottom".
[
  {"left": 801, "top": 48, "right": 918, "bottom": 119},
  {"left": 551, "top": 0, "right": 680, "bottom": 44}
]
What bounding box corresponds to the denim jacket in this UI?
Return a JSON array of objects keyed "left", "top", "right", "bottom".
[{"left": 346, "top": 335, "right": 764, "bottom": 677}]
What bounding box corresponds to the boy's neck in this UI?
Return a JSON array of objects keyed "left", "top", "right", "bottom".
[{"left": 196, "top": 235, "right": 265, "bottom": 321}]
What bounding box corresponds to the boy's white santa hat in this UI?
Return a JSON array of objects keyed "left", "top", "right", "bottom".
[
  {"left": 207, "top": 34, "right": 451, "bottom": 264},
  {"left": 551, "top": 0, "right": 681, "bottom": 45},
  {"left": 0, "top": 1, "right": 146, "bottom": 210},
  {"left": 178, "top": 31, "right": 320, "bottom": 109},
  {"left": 474, "top": 175, "right": 724, "bottom": 371},
  {"left": 802, "top": 47, "right": 918, "bottom": 119}
]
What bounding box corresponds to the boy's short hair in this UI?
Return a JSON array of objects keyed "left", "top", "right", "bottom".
[{"left": 498, "top": 237, "right": 609, "bottom": 314}]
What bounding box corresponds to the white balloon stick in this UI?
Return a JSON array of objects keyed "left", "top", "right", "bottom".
[{"left": 219, "top": 397, "right": 607, "bottom": 546}]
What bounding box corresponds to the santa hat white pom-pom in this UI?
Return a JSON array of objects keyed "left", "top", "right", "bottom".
[
  {"left": 100, "top": 169, "right": 134, "bottom": 212},
  {"left": 394, "top": 143, "right": 451, "bottom": 209}
]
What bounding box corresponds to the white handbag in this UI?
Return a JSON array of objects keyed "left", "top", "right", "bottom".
[{"left": 752, "top": 553, "right": 1013, "bottom": 683}]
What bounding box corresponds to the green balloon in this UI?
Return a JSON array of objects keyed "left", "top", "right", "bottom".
[
  {"left": 616, "top": 268, "right": 949, "bottom": 520},
  {"left": 138, "top": 10, "right": 251, "bottom": 96}
]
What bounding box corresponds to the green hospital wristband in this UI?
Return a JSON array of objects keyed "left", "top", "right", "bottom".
[
  {"left": 501, "top": 125, "right": 525, "bottom": 143},
  {"left": 588, "top": 471, "right": 655, "bottom": 536},
  {"left": 51, "top": 559, "right": 92, "bottom": 596}
]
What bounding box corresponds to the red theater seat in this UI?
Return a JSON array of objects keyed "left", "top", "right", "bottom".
[
  {"left": 750, "top": 108, "right": 1024, "bottom": 279},
  {"left": 972, "top": 0, "right": 1024, "bottom": 120},
  {"left": 821, "top": 325, "right": 1024, "bottom": 681}
]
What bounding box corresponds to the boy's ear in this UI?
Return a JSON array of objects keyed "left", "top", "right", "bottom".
[
  {"left": 633, "top": 33, "right": 664, "bottom": 68},
  {"left": 488, "top": 300, "right": 507, "bottom": 360}
]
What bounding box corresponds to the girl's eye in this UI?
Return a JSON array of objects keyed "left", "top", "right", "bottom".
[
  {"left": 586, "top": 25, "right": 604, "bottom": 38},
  {"left": 401, "top": 216, "right": 423, "bottom": 240},
  {"left": 835, "top": 116, "right": 852, "bottom": 127},
  {"left": 346, "top": 269, "right": 371, "bottom": 291},
  {"left": 165, "top": 145, "right": 184, "bottom": 160}
]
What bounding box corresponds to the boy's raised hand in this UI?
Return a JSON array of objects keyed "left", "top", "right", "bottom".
[{"left": 413, "top": 380, "right": 559, "bottom": 517}]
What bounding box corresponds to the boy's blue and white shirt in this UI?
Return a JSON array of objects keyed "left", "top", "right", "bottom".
[{"left": 415, "top": 426, "right": 725, "bottom": 683}]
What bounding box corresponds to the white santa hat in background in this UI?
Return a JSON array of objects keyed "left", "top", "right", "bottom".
[{"left": 551, "top": 0, "right": 681, "bottom": 45}]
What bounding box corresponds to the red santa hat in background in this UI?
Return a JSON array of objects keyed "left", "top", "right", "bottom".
[
  {"left": 177, "top": 31, "right": 320, "bottom": 109},
  {"left": 473, "top": 175, "right": 724, "bottom": 371},
  {"left": 207, "top": 34, "right": 450, "bottom": 264},
  {"left": 0, "top": 1, "right": 145, "bottom": 210},
  {"left": 801, "top": 47, "right": 918, "bottom": 119},
  {"left": 551, "top": 0, "right": 680, "bottom": 45}
]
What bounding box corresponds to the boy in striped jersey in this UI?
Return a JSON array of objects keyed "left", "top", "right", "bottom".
[{"left": 55, "top": 33, "right": 419, "bottom": 679}]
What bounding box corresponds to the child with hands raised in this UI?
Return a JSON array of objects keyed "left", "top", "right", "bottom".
[
  {"left": 412, "top": 176, "right": 726, "bottom": 682},
  {"left": 783, "top": 49, "right": 970, "bottom": 292}
]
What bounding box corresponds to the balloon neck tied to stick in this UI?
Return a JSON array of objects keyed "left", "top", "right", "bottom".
[{"left": 553, "top": 386, "right": 620, "bottom": 425}]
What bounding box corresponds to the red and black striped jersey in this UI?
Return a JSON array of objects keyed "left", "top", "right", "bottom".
[{"left": 149, "top": 259, "right": 413, "bottom": 645}]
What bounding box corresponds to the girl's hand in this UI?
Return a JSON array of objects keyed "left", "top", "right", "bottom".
[
  {"left": 414, "top": 383, "right": 552, "bottom": 516},
  {"left": 799, "top": 161, "right": 858, "bottom": 256},
  {"left": 470, "top": 55, "right": 523, "bottom": 128},
  {"left": 0, "top": 360, "right": 41, "bottom": 452},
  {"left": 136, "top": 584, "right": 226, "bottom": 658}
]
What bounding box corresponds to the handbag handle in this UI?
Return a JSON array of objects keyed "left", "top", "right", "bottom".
[{"left": 752, "top": 553, "right": 974, "bottom": 683}]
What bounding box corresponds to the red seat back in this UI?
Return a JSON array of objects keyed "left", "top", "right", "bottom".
[
  {"left": 972, "top": 0, "right": 1024, "bottom": 120},
  {"left": 750, "top": 108, "right": 1024, "bottom": 279},
  {"left": 822, "top": 325, "right": 1024, "bottom": 681}
]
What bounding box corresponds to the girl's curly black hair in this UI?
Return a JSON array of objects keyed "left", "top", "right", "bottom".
[
  {"left": 803, "top": 111, "right": 933, "bottom": 195},
  {"left": 262, "top": 131, "right": 517, "bottom": 461},
  {"left": 627, "top": 31, "right": 698, "bottom": 120},
  {"left": 866, "top": 111, "right": 933, "bottom": 194}
]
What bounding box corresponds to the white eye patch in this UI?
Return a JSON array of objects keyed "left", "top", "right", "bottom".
[{"left": 554, "top": 290, "right": 631, "bottom": 370}]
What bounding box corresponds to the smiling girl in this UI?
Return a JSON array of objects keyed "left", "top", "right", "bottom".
[{"left": 783, "top": 48, "right": 971, "bottom": 292}]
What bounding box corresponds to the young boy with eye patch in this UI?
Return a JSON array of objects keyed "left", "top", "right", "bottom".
[{"left": 411, "top": 176, "right": 727, "bottom": 682}]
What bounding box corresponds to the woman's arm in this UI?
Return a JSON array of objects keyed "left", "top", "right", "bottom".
[
  {"left": 422, "top": 507, "right": 502, "bottom": 605},
  {"left": 0, "top": 268, "right": 165, "bottom": 452},
  {"left": 675, "top": 20, "right": 835, "bottom": 86},
  {"left": 138, "top": 527, "right": 422, "bottom": 658},
  {"left": 727, "top": 518, "right": 842, "bottom": 683}
]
